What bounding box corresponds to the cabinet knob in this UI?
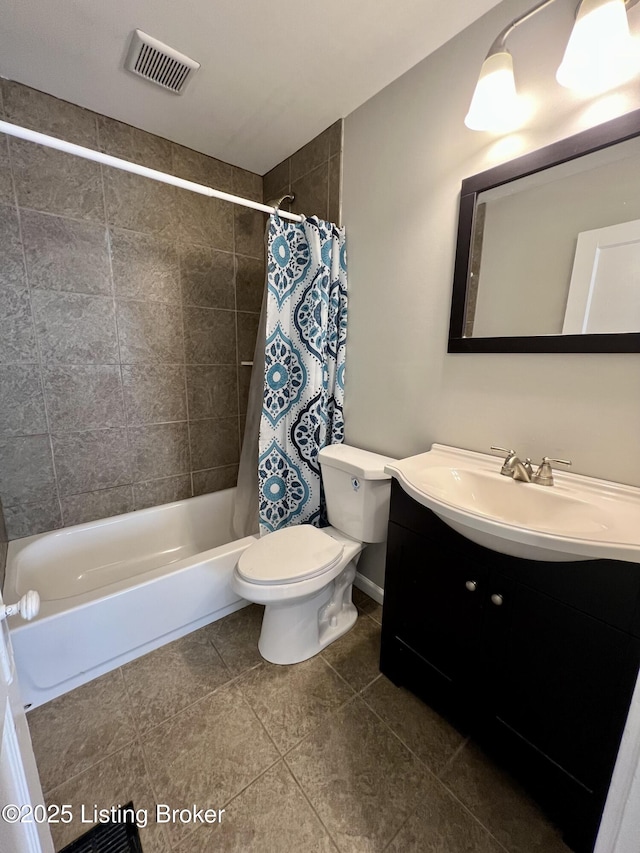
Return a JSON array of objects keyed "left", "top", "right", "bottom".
[
  {"left": 491, "top": 593, "right": 504, "bottom": 606},
  {"left": 465, "top": 580, "right": 478, "bottom": 592}
]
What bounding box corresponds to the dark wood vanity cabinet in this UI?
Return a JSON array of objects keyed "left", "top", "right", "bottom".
[{"left": 381, "top": 481, "right": 640, "bottom": 853}]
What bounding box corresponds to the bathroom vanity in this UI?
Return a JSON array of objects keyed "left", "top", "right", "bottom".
[{"left": 381, "top": 478, "right": 640, "bottom": 852}]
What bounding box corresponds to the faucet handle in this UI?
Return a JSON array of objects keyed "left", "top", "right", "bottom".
[
  {"left": 491, "top": 446, "right": 518, "bottom": 477},
  {"left": 533, "top": 456, "right": 572, "bottom": 487},
  {"left": 490, "top": 446, "right": 515, "bottom": 457}
]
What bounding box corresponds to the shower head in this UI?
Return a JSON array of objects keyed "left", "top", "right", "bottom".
[{"left": 268, "top": 192, "right": 295, "bottom": 210}]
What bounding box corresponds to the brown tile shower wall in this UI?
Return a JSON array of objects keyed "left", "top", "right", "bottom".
[
  {"left": 263, "top": 120, "right": 343, "bottom": 223},
  {"left": 0, "top": 80, "right": 266, "bottom": 539}
]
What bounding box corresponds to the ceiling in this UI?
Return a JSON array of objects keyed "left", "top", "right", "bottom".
[{"left": 0, "top": 0, "right": 502, "bottom": 174}]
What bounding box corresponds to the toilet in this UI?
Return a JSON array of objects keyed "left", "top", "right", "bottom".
[{"left": 232, "top": 444, "right": 395, "bottom": 665}]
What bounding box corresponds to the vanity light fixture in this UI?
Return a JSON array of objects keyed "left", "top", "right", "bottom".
[
  {"left": 465, "top": 0, "right": 640, "bottom": 132},
  {"left": 557, "top": 0, "right": 640, "bottom": 93}
]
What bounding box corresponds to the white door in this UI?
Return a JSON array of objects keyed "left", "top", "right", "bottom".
[
  {"left": 562, "top": 218, "right": 640, "bottom": 334},
  {"left": 0, "top": 588, "right": 53, "bottom": 853}
]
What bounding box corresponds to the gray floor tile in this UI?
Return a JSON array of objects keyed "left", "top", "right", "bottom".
[
  {"left": 27, "top": 669, "right": 137, "bottom": 794},
  {"left": 362, "top": 675, "right": 464, "bottom": 774},
  {"left": 386, "top": 775, "right": 504, "bottom": 853},
  {"left": 141, "top": 683, "right": 279, "bottom": 846},
  {"left": 24, "top": 603, "right": 575, "bottom": 853},
  {"left": 122, "top": 627, "right": 232, "bottom": 733},
  {"left": 440, "top": 741, "right": 571, "bottom": 853},
  {"left": 205, "top": 603, "right": 264, "bottom": 675},
  {"left": 321, "top": 614, "right": 381, "bottom": 692},
  {"left": 286, "top": 697, "right": 426, "bottom": 852},
  {"left": 45, "top": 741, "right": 170, "bottom": 853},
  {"left": 237, "top": 655, "right": 354, "bottom": 753},
  {"left": 352, "top": 587, "right": 383, "bottom": 623},
  {"left": 173, "top": 762, "right": 337, "bottom": 852}
]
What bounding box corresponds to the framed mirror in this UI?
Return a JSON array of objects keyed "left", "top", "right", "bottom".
[{"left": 448, "top": 107, "right": 640, "bottom": 353}]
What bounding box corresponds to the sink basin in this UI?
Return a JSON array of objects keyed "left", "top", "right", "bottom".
[{"left": 385, "top": 445, "right": 640, "bottom": 562}]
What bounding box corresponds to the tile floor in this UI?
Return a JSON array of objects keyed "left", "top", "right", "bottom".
[{"left": 27, "top": 589, "right": 570, "bottom": 853}]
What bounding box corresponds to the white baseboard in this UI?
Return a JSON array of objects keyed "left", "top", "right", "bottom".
[{"left": 354, "top": 572, "right": 384, "bottom": 606}]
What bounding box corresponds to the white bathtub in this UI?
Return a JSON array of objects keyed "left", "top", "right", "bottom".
[{"left": 3, "top": 489, "right": 257, "bottom": 710}]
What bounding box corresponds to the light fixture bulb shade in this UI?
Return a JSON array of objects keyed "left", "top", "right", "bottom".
[
  {"left": 465, "top": 50, "right": 526, "bottom": 132},
  {"left": 556, "top": 0, "right": 640, "bottom": 94}
]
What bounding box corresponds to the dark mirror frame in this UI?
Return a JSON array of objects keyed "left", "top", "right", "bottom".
[{"left": 448, "top": 107, "right": 640, "bottom": 353}]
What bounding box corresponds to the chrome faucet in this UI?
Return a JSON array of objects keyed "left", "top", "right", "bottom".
[
  {"left": 492, "top": 447, "right": 572, "bottom": 486},
  {"left": 532, "top": 456, "right": 572, "bottom": 486},
  {"left": 491, "top": 447, "right": 533, "bottom": 482}
]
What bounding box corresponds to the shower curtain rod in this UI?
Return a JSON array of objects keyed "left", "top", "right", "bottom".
[{"left": 0, "top": 120, "right": 305, "bottom": 223}]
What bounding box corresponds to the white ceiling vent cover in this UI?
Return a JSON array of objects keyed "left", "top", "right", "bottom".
[{"left": 125, "top": 30, "right": 200, "bottom": 94}]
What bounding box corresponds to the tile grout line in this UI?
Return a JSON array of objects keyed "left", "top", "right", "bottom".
[
  {"left": 233, "top": 659, "right": 359, "bottom": 761},
  {"left": 357, "top": 687, "right": 513, "bottom": 853},
  {"left": 280, "top": 695, "right": 363, "bottom": 852},
  {"left": 97, "top": 118, "right": 135, "bottom": 515},
  {"left": 317, "top": 651, "right": 358, "bottom": 696},
  {"left": 232, "top": 181, "right": 243, "bottom": 461},
  {"left": 6, "top": 126, "right": 65, "bottom": 534},
  {"left": 171, "top": 134, "right": 196, "bottom": 502},
  {"left": 282, "top": 755, "right": 343, "bottom": 852},
  {"left": 177, "top": 254, "right": 194, "bottom": 500},
  {"left": 437, "top": 735, "right": 471, "bottom": 779},
  {"left": 381, "top": 811, "right": 411, "bottom": 852},
  {"left": 279, "top": 693, "right": 360, "bottom": 763},
  {"left": 129, "top": 658, "right": 261, "bottom": 741},
  {"left": 359, "top": 699, "right": 511, "bottom": 853},
  {"left": 117, "top": 666, "right": 174, "bottom": 853}
]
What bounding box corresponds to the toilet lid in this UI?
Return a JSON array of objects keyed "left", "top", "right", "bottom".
[{"left": 237, "top": 525, "right": 344, "bottom": 585}]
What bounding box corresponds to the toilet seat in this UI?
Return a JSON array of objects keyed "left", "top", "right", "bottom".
[{"left": 237, "top": 525, "right": 344, "bottom": 585}]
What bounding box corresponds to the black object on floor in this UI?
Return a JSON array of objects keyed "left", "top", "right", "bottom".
[{"left": 60, "top": 802, "right": 143, "bottom": 853}]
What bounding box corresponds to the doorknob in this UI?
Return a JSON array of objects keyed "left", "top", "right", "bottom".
[
  {"left": 491, "top": 593, "right": 504, "bottom": 606},
  {"left": 1, "top": 591, "right": 40, "bottom": 622}
]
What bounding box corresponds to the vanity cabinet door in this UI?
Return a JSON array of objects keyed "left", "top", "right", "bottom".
[
  {"left": 486, "top": 578, "right": 640, "bottom": 795},
  {"left": 383, "top": 521, "right": 489, "bottom": 694}
]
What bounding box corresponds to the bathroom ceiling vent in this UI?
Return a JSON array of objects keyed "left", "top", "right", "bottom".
[{"left": 125, "top": 30, "right": 200, "bottom": 94}]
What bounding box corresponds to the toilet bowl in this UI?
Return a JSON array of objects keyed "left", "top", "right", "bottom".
[{"left": 232, "top": 444, "right": 395, "bottom": 665}]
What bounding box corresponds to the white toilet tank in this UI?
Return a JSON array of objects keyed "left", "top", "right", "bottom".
[{"left": 318, "top": 444, "right": 396, "bottom": 543}]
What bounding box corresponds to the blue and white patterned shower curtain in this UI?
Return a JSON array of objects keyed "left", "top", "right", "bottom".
[{"left": 258, "top": 214, "right": 347, "bottom": 535}]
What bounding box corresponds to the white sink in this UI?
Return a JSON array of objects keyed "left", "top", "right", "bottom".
[{"left": 385, "top": 444, "right": 640, "bottom": 562}]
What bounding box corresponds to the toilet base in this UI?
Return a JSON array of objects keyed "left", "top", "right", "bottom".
[{"left": 258, "top": 560, "right": 358, "bottom": 665}]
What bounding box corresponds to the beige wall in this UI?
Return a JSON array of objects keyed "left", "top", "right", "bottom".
[{"left": 342, "top": 0, "right": 640, "bottom": 586}]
